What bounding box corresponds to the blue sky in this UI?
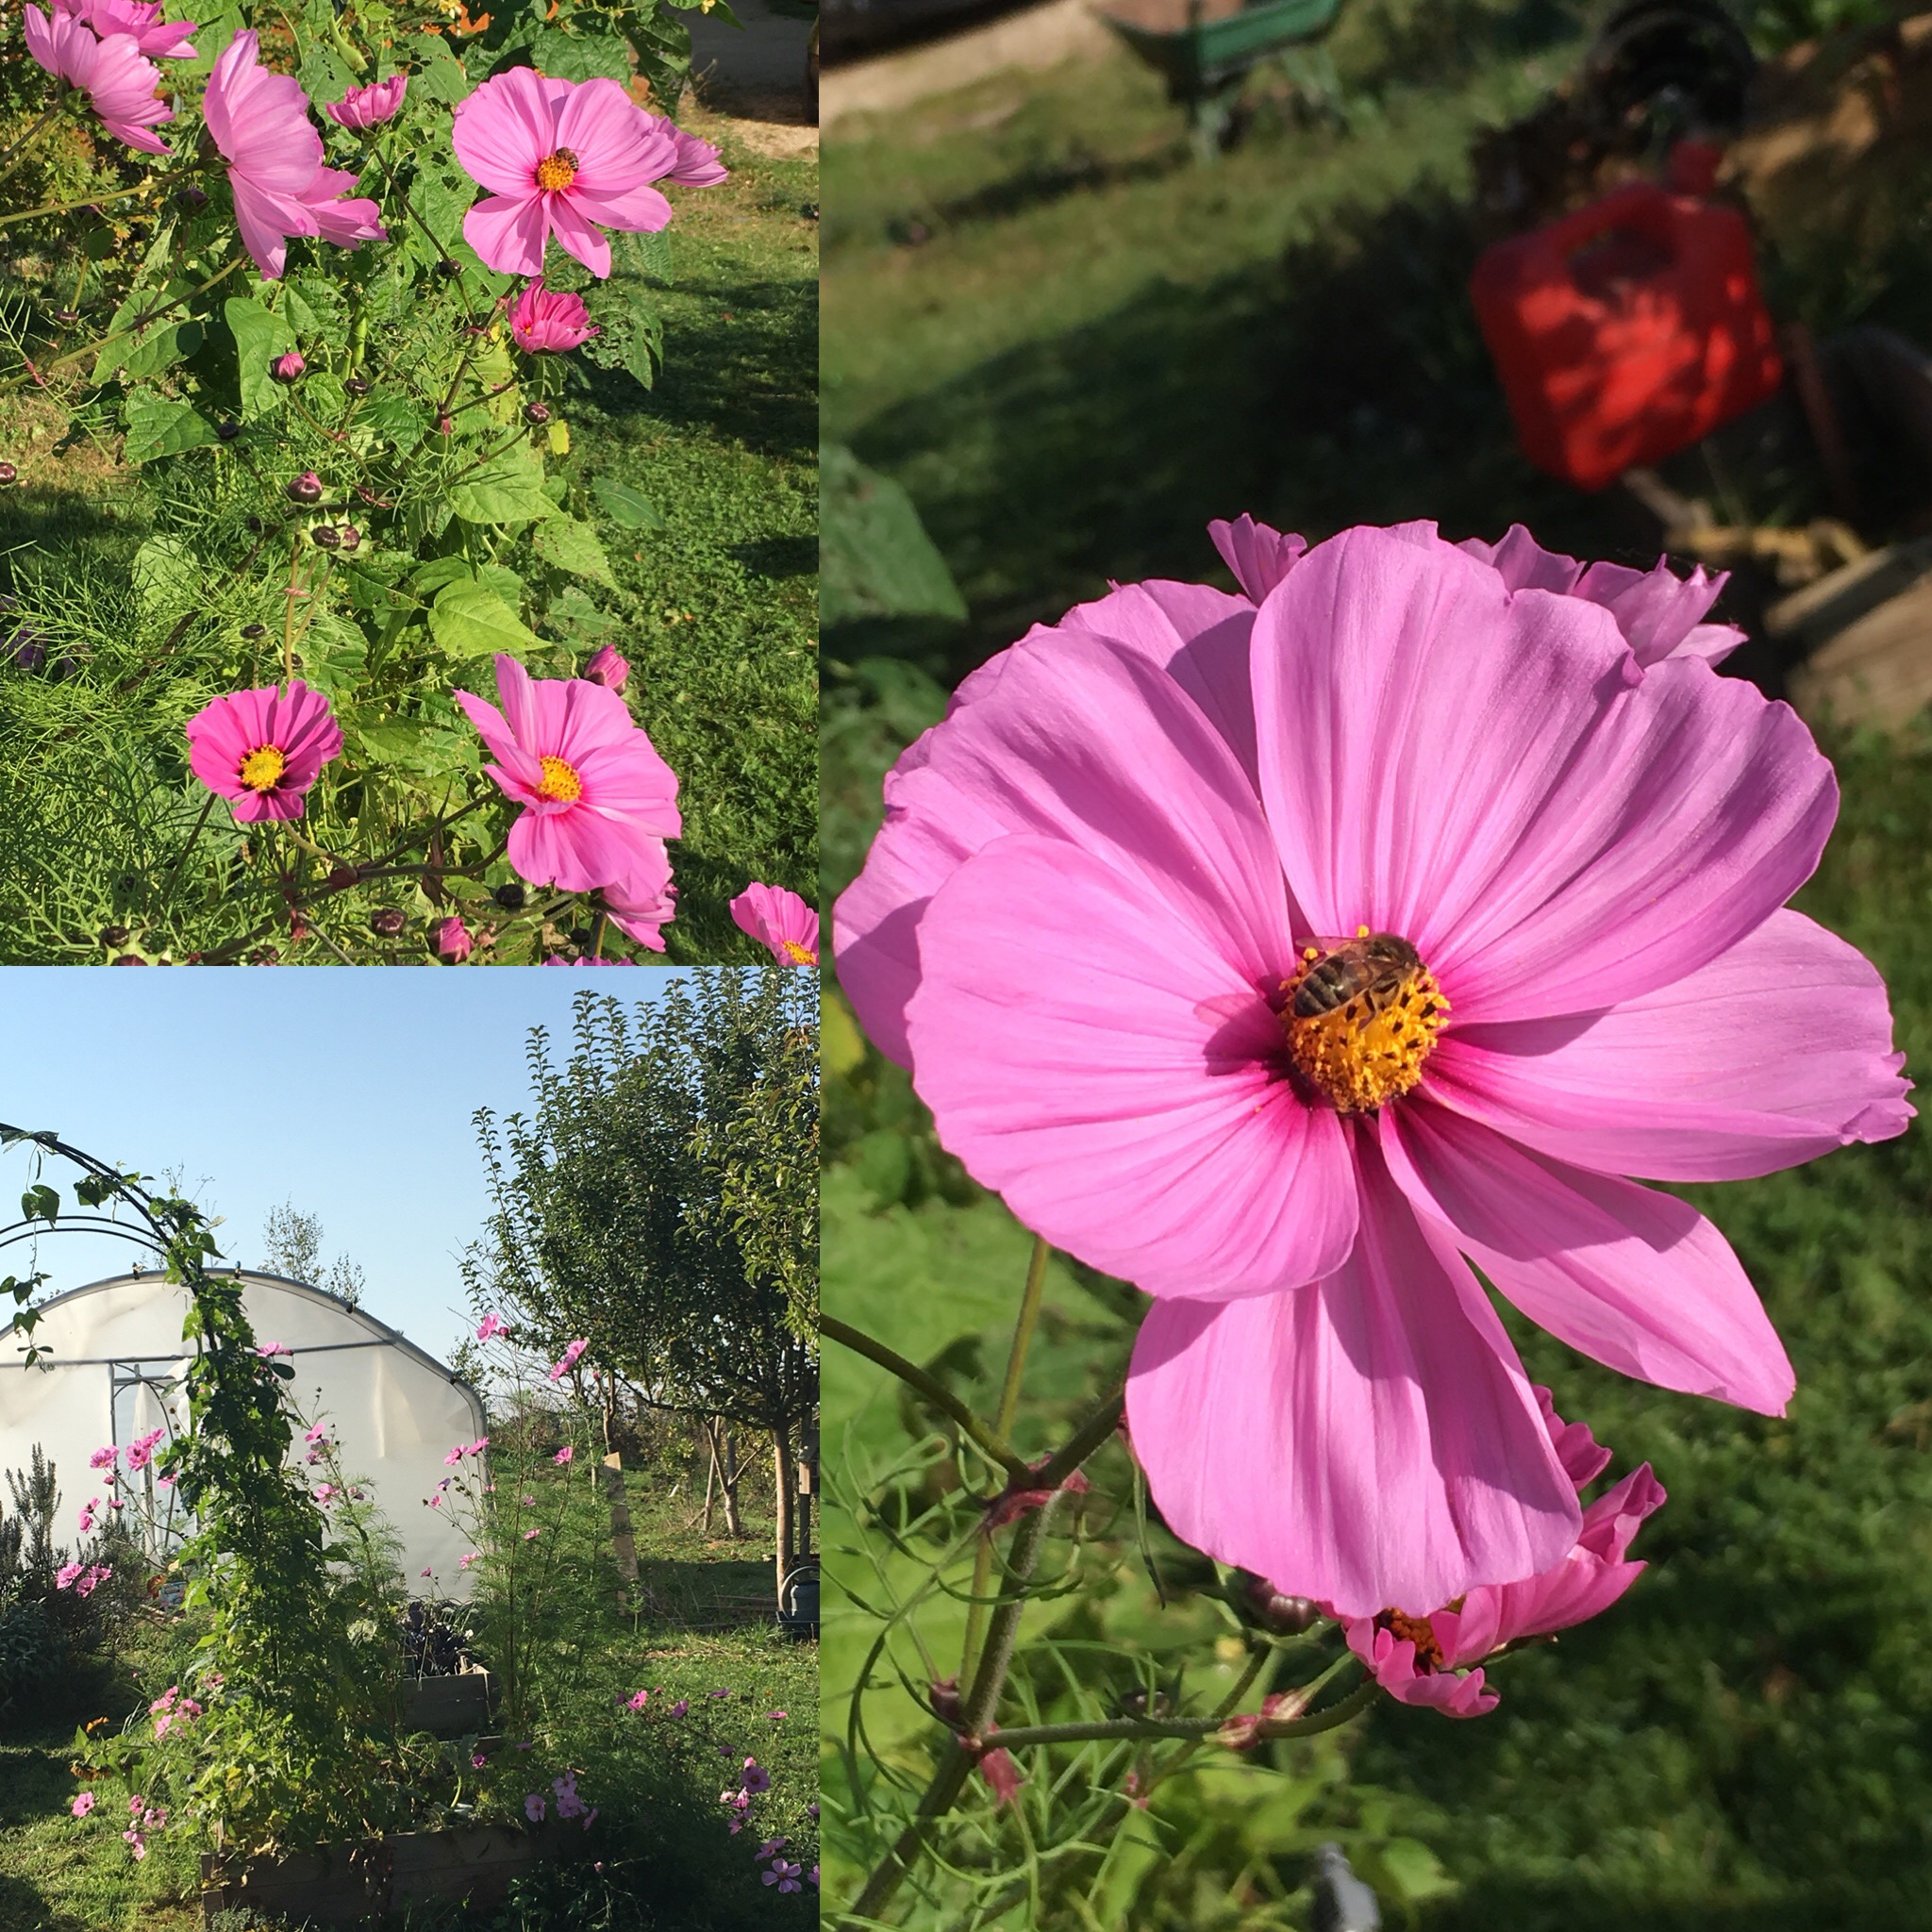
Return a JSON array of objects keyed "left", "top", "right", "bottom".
[{"left": 0, "top": 969, "right": 695, "bottom": 1364}]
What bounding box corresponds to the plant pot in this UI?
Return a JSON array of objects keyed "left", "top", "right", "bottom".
[
  {"left": 200, "top": 1822, "right": 551, "bottom": 1927},
  {"left": 400, "top": 1668, "right": 494, "bottom": 1738}
]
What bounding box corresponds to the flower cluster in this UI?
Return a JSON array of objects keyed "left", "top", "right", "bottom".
[
  {"left": 149, "top": 1685, "right": 205, "bottom": 1741},
  {"left": 55, "top": 1560, "right": 112, "bottom": 1596},
  {"left": 836, "top": 512, "right": 1913, "bottom": 1707}
]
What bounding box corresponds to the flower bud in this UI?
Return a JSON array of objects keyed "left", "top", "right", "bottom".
[
  {"left": 523, "top": 402, "right": 551, "bottom": 425},
  {"left": 435, "top": 415, "right": 455, "bottom": 437},
  {"left": 216, "top": 420, "right": 241, "bottom": 442},
  {"left": 240, "top": 624, "right": 266, "bottom": 640},
  {"left": 51, "top": 308, "right": 78, "bottom": 325},
  {"left": 271, "top": 351, "right": 306, "bottom": 383},
  {"left": 582, "top": 645, "right": 627, "bottom": 693},
  {"left": 287, "top": 471, "right": 324, "bottom": 504},
  {"left": 175, "top": 187, "right": 208, "bottom": 213},
  {"left": 371, "top": 908, "right": 407, "bottom": 937},
  {"left": 1235, "top": 1570, "right": 1320, "bottom": 1635},
  {"left": 342, "top": 376, "right": 371, "bottom": 398},
  {"left": 99, "top": 925, "right": 130, "bottom": 947},
  {"left": 111, "top": 955, "right": 148, "bottom": 966},
  {"left": 327, "top": 864, "right": 359, "bottom": 889},
  {"left": 436, "top": 258, "right": 461, "bottom": 279},
  {"left": 311, "top": 525, "right": 341, "bottom": 550},
  {"left": 339, "top": 525, "right": 362, "bottom": 553},
  {"left": 493, "top": 882, "right": 526, "bottom": 912},
  {"left": 435, "top": 915, "right": 474, "bottom": 963},
  {"left": 244, "top": 515, "right": 262, "bottom": 532},
  {"left": 0, "top": 462, "right": 16, "bottom": 486}
]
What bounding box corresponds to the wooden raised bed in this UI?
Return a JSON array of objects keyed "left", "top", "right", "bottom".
[{"left": 201, "top": 1822, "right": 549, "bottom": 1928}]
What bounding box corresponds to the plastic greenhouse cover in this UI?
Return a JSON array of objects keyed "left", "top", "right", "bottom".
[{"left": 0, "top": 1272, "right": 486, "bottom": 1596}]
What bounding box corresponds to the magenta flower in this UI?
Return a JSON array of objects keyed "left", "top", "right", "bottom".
[
  {"left": 525, "top": 1793, "right": 546, "bottom": 1824},
  {"left": 89, "top": 1445, "right": 118, "bottom": 1471},
  {"left": 740, "top": 1759, "right": 770, "bottom": 1795},
  {"left": 71, "top": 1791, "right": 95, "bottom": 1820},
  {"left": 546, "top": 1337, "right": 591, "bottom": 1381},
  {"left": 669, "top": 1699, "right": 688, "bottom": 1718},
  {"left": 324, "top": 75, "right": 407, "bottom": 130},
  {"left": 523, "top": 1527, "right": 541, "bottom": 1541},
  {"left": 24, "top": 8, "right": 173, "bottom": 154},
  {"left": 508, "top": 280, "right": 600, "bottom": 354},
  {"left": 57, "top": 0, "right": 196, "bottom": 59},
  {"left": 185, "top": 681, "right": 342, "bottom": 823},
  {"left": 254, "top": 1341, "right": 291, "bottom": 1358},
  {"left": 452, "top": 67, "right": 679, "bottom": 280},
  {"left": 304, "top": 1423, "right": 328, "bottom": 1443},
  {"left": 835, "top": 519, "right": 1911, "bottom": 1617},
  {"left": 455, "top": 655, "right": 680, "bottom": 894},
  {"left": 477, "top": 1312, "right": 507, "bottom": 1341},
  {"left": 1338, "top": 1391, "right": 1666, "bottom": 1716},
  {"left": 204, "top": 31, "right": 387, "bottom": 281},
  {"left": 436, "top": 914, "right": 474, "bottom": 963},
  {"left": 729, "top": 883, "right": 817, "bottom": 966},
  {"left": 56, "top": 1561, "right": 83, "bottom": 1590},
  {"left": 1209, "top": 513, "right": 1746, "bottom": 669},
  {"left": 665, "top": 123, "right": 728, "bottom": 186},
  {"left": 271, "top": 350, "right": 305, "bottom": 382},
  {"left": 602, "top": 839, "right": 676, "bottom": 952},
  {"left": 555, "top": 1446, "right": 574, "bottom": 1465},
  {"left": 626, "top": 1689, "right": 649, "bottom": 1712},
  {"left": 472, "top": 1750, "right": 489, "bottom": 1768},
  {"left": 582, "top": 644, "right": 627, "bottom": 691}
]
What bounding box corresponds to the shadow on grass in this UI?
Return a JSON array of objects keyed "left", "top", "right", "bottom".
[
  {"left": 634, "top": 1555, "right": 776, "bottom": 1629},
  {"left": 0, "top": 490, "right": 142, "bottom": 590}
]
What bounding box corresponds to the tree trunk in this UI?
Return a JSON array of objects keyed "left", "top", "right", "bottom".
[
  {"left": 772, "top": 1424, "right": 795, "bottom": 1607},
  {"left": 720, "top": 1428, "right": 745, "bottom": 1538}
]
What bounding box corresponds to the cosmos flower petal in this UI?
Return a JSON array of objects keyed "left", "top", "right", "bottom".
[
  {"left": 1126, "top": 1135, "right": 1578, "bottom": 1619},
  {"left": 1380, "top": 1098, "right": 1794, "bottom": 1415},
  {"left": 1208, "top": 514, "right": 1307, "bottom": 602},
  {"left": 451, "top": 63, "right": 556, "bottom": 190},
  {"left": 1424, "top": 908, "right": 1913, "bottom": 1180},
  {"left": 545, "top": 192, "right": 613, "bottom": 279},
  {"left": 836, "top": 630, "right": 1294, "bottom": 1070},
  {"left": 909, "top": 834, "right": 1356, "bottom": 1302},
  {"left": 464, "top": 193, "right": 550, "bottom": 278}
]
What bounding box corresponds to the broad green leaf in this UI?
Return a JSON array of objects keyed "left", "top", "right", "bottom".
[
  {"left": 531, "top": 516, "right": 617, "bottom": 588},
  {"left": 531, "top": 23, "right": 633, "bottom": 83},
  {"left": 429, "top": 580, "right": 541, "bottom": 659},
  {"left": 416, "top": 39, "right": 472, "bottom": 103},
  {"left": 591, "top": 477, "right": 663, "bottom": 529},
  {"left": 821, "top": 443, "right": 967, "bottom": 625},
  {"left": 116, "top": 318, "right": 204, "bottom": 384},
  {"left": 122, "top": 396, "right": 221, "bottom": 463},
  {"left": 450, "top": 446, "right": 561, "bottom": 526},
  {"left": 225, "top": 295, "right": 299, "bottom": 421},
  {"left": 409, "top": 557, "right": 475, "bottom": 599},
  {"left": 132, "top": 536, "right": 204, "bottom": 622}
]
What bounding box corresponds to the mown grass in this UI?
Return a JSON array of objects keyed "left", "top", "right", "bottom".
[{"left": 0, "top": 1448, "right": 818, "bottom": 1931}]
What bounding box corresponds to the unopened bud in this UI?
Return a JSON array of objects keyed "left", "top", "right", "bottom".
[
  {"left": 371, "top": 908, "right": 407, "bottom": 937},
  {"left": 175, "top": 187, "right": 208, "bottom": 213},
  {"left": 523, "top": 402, "right": 551, "bottom": 425},
  {"left": 342, "top": 376, "right": 371, "bottom": 397},
  {"left": 327, "top": 864, "right": 359, "bottom": 889},
  {"left": 493, "top": 882, "right": 526, "bottom": 911},
  {"left": 0, "top": 462, "right": 16, "bottom": 486},
  {"left": 435, "top": 415, "right": 455, "bottom": 437},
  {"left": 99, "top": 925, "right": 130, "bottom": 947},
  {"left": 216, "top": 420, "right": 241, "bottom": 441},
  {"left": 240, "top": 624, "right": 266, "bottom": 639},
  {"left": 1236, "top": 1571, "right": 1320, "bottom": 1635},
  {"left": 339, "top": 525, "right": 361, "bottom": 553},
  {"left": 435, "top": 258, "right": 461, "bottom": 279},
  {"left": 271, "top": 350, "right": 305, "bottom": 383},
  {"left": 311, "top": 525, "right": 341, "bottom": 550},
  {"left": 287, "top": 471, "right": 324, "bottom": 504}
]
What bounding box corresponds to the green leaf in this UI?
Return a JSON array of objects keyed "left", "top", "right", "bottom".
[
  {"left": 590, "top": 478, "right": 663, "bottom": 529},
  {"left": 297, "top": 41, "right": 355, "bottom": 110},
  {"left": 428, "top": 580, "right": 541, "bottom": 659},
  {"left": 132, "top": 537, "right": 203, "bottom": 622},
  {"left": 225, "top": 296, "right": 299, "bottom": 421},
  {"left": 531, "top": 516, "right": 618, "bottom": 588},
  {"left": 616, "top": 227, "right": 675, "bottom": 285},
  {"left": 121, "top": 395, "right": 220, "bottom": 463},
  {"left": 531, "top": 23, "right": 633, "bottom": 83},
  {"left": 450, "top": 450, "right": 561, "bottom": 526},
  {"left": 821, "top": 443, "right": 968, "bottom": 625},
  {"left": 119, "top": 318, "right": 203, "bottom": 383},
  {"left": 416, "top": 39, "right": 472, "bottom": 104}
]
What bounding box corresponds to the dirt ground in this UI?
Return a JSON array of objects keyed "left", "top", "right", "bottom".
[{"left": 689, "top": 0, "right": 820, "bottom": 158}]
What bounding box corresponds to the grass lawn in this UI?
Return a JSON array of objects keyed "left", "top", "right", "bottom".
[
  {"left": 0, "top": 1451, "right": 819, "bottom": 1931},
  {"left": 0, "top": 98, "right": 816, "bottom": 966}
]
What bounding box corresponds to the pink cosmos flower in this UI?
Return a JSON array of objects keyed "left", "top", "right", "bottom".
[
  {"left": 524, "top": 1527, "right": 541, "bottom": 1541},
  {"left": 468, "top": 1437, "right": 490, "bottom": 1456},
  {"left": 602, "top": 839, "right": 676, "bottom": 952},
  {"left": 547, "top": 1337, "right": 591, "bottom": 1381},
  {"left": 477, "top": 1312, "right": 507, "bottom": 1341},
  {"left": 436, "top": 915, "right": 474, "bottom": 963},
  {"left": 325, "top": 75, "right": 407, "bottom": 130},
  {"left": 1209, "top": 513, "right": 1745, "bottom": 669},
  {"left": 664, "top": 124, "right": 728, "bottom": 187},
  {"left": 271, "top": 350, "right": 305, "bottom": 382},
  {"left": 740, "top": 1759, "right": 770, "bottom": 1795},
  {"left": 78, "top": 1502, "right": 98, "bottom": 1533},
  {"left": 56, "top": 0, "right": 196, "bottom": 59},
  {"left": 72, "top": 1792, "right": 95, "bottom": 1819},
  {"left": 254, "top": 1341, "right": 291, "bottom": 1358},
  {"left": 452, "top": 67, "right": 679, "bottom": 280},
  {"left": 455, "top": 655, "right": 680, "bottom": 894},
  {"left": 1338, "top": 1391, "right": 1666, "bottom": 1716},
  {"left": 56, "top": 1561, "right": 83, "bottom": 1590},
  {"left": 460, "top": 1552, "right": 478, "bottom": 1570},
  {"left": 508, "top": 280, "right": 600, "bottom": 354},
  {"left": 835, "top": 518, "right": 1911, "bottom": 1618},
  {"left": 729, "top": 883, "right": 817, "bottom": 966},
  {"left": 24, "top": 8, "right": 173, "bottom": 154},
  {"left": 185, "top": 681, "right": 342, "bottom": 823},
  {"left": 669, "top": 1699, "right": 688, "bottom": 1718},
  {"left": 204, "top": 32, "right": 387, "bottom": 281},
  {"left": 304, "top": 1423, "right": 328, "bottom": 1443},
  {"left": 555, "top": 1446, "right": 574, "bottom": 1465},
  {"left": 89, "top": 1445, "right": 118, "bottom": 1471},
  {"left": 123, "top": 1829, "right": 146, "bottom": 1859},
  {"left": 472, "top": 1750, "right": 489, "bottom": 1768},
  {"left": 626, "top": 1690, "right": 649, "bottom": 1712},
  {"left": 525, "top": 1793, "right": 546, "bottom": 1824},
  {"left": 582, "top": 645, "right": 627, "bottom": 691}
]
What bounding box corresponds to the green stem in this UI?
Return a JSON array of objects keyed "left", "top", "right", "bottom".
[
  {"left": 966, "top": 1679, "right": 1375, "bottom": 1753},
  {"left": 47, "top": 256, "right": 245, "bottom": 375},
  {"left": 0, "top": 106, "right": 62, "bottom": 189},
  {"left": 819, "top": 1315, "right": 1029, "bottom": 1482},
  {"left": 0, "top": 169, "right": 196, "bottom": 229},
  {"left": 960, "top": 1237, "right": 1052, "bottom": 1686}
]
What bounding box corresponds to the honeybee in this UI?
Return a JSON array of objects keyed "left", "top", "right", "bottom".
[{"left": 1291, "top": 932, "right": 1424, "bottom": 1019}]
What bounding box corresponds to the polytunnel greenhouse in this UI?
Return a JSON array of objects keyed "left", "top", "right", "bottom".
[{"left": 0, "top": 1270, "right": 485, "bottom": 1590}]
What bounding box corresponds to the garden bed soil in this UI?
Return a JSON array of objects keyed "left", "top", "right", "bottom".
[{"left": 199, "top": 1822, "right": 553, "bottom": 1928}]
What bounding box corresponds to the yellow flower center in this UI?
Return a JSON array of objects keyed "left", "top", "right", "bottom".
[
  {"left": 238, "top": 744, "right": 287, "bottom": 792},
  {"left": 535, "top": 148, "right": 579, "bottom": 192},
  {"left": 1280, "top": 927, "right": 1448, "bottom": 1114},
  {"left": 535, "top": 755, "right": 583, "bottom": 804},
  {"left": 781, "top": 940, "right": 816, "bottom": 965},
  {"left": 1379, "top": 1608, "right": 1446, "bottom": 1671}
]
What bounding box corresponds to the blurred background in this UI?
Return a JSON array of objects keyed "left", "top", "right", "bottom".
[{"left": 820, "top": 0, "right": 1932, "bottom": 1925}]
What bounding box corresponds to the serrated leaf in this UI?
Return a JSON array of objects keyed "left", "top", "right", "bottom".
[
  {"left": 591, "top": 477, "right": 663, "bottom": 529},
  {"left": 416, "top": 39, "right": 472, "bottom": 103},
  {"left": 122, "top": 396, "right": 221, "bottom": 464},
  {"left": 429, "top": 581, "right": 541, "bottom": 659},
  {"left": 450, "top": 446, "right": 561, "bottom": 526},
  {"left": 530, "top": 516, "right": 617, "bottom": 588},
  {"left": 116, "top": 318, "right": 204, "bottom": 383},
  {"left": 531, "top": 23, "right": 633, "bottom": 83},
  {"left": 225, "top": 296, "right": 299, "bottom": 421}
]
